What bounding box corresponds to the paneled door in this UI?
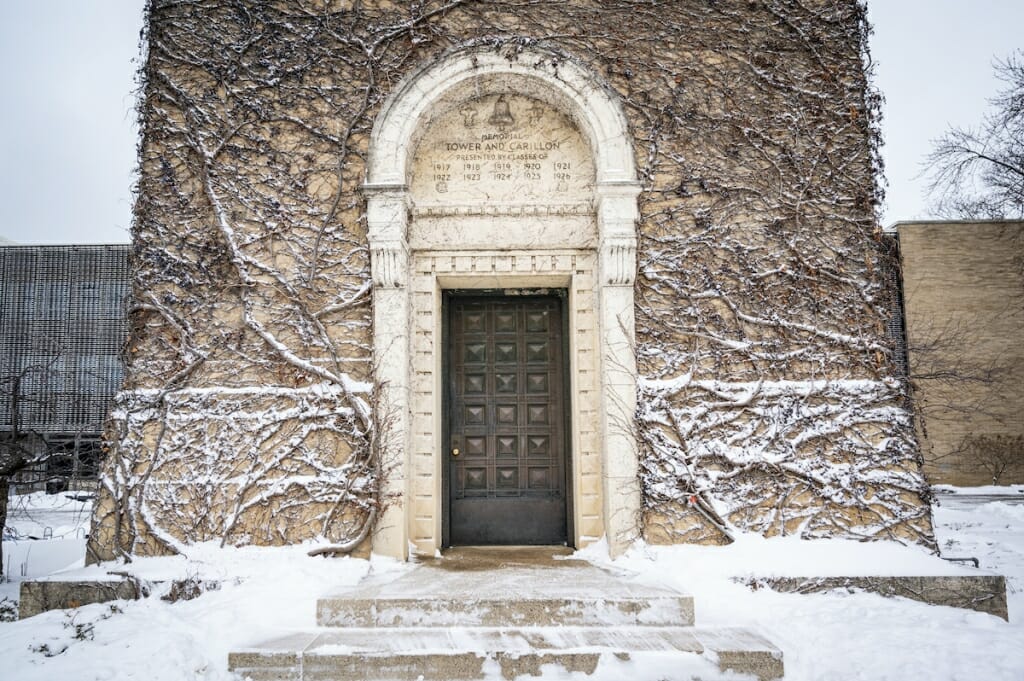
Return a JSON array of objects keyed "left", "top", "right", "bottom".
[{"left": 446, "top": 294, "right": 569, "bottom": 545}]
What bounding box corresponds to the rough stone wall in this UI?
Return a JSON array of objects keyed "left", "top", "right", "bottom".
[
  {"left": 899, "top": 221, "right": 1024, "bottom": 486},
  {"left": 89, "top": 0, "right": 933, "bottom": 561}
]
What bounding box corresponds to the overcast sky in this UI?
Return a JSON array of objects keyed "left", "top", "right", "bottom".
[{"left": 0, "top": 1, "right": 1021, "bottom": 244}]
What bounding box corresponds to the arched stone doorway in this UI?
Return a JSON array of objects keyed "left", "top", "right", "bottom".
[{"left": 366, "top": 45, "right": 641, "bottom": 559}]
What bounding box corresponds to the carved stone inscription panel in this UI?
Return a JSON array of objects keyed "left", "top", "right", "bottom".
[
  {"left": 410, "top": 94, "right": 595, "bottom": 206},
  {"left": 409, "top": 94, "right": 597, "bottom": 250}
]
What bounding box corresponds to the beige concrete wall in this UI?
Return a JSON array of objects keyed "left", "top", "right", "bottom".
[{"left": 899, "top": 221, "right": 1024, "bottom": 485}]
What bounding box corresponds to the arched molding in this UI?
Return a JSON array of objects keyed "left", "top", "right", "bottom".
[
  {"left": 366, "top": 44, "right": 641, "bottom": 559},
  {"left": 367, "top": 45, "right": 637, "bottom": 187}
]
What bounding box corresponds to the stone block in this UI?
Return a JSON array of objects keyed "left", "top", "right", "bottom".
[
  {"left": 228, "top": 632, "right": 316, "bottom": 681},
  {"left": 19, "top": 580, "right": 142, "bottom": 619},
  {"left": 19, "top": 577, "right": 220, "bottom": 619},
  {"left": 747, "top": 574, "right": 1009, "bottom": 620},
  {"left": 695, "top": 628, "right": 785, "bottom": 681}
]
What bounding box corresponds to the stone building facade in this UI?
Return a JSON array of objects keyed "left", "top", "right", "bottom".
[
  {"left": 88, "top": 0, "right": 934, "bottom": 563},
  {"left": 896, "top": 221, "right": 1024, "bottom": 486}
]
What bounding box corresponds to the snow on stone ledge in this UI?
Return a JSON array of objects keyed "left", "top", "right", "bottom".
[
  {"left": 601, "top": 533, "right": 985, "bottom": 582},
  {"left": 933, "top": 485, "right": 1024, "bottom": 496}
]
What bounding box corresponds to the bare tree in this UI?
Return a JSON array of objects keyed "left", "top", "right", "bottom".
[
  {"left": 925, "top": 52, "right": 1024, "bottom": 219},
  {"left": 0, "top": 358, "right": 61, "bottom": 578},
  {"left": 914, "top": 68, "right": 1023, "bottom": 483},
  {"left": 904, "top": 316, "right": 1007, "bottom": 429},
  {"left": 901, "top": 312, "right": 1020, "bottom": 481},
  {"left": 955, "top": 434, "right": 1024, "bottom": 485}
]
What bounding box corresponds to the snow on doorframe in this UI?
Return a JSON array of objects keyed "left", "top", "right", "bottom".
[{"left": 365, "top": 45, "right": 642, "bottom": 559}]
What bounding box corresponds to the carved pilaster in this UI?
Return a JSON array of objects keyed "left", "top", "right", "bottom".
[
  {"left": 594, "top": 179, "right": 642, "bottom": 557},
  {"left": 364, "top": 181, "right": 413, "bottom": 559}
]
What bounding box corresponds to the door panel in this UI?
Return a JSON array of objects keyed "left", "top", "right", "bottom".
[{"left": 447, "top": 295, "right": 568, "bottom": 545}]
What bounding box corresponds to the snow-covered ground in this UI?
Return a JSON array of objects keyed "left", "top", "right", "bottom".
[
  {"left": 1, "top": 491, "right": 93, "bottom": 610},
  {"left": 1, "top": 489, "right": 1021, "bottom": 680}
]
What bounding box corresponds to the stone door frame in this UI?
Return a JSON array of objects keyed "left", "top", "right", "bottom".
[{"left": 365, "top": 45, "right": 641, "bottom": 559}]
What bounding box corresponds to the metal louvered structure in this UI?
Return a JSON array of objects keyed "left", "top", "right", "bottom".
[
  {"left": 1, "top": 244, "right": 130, "bottom": 490},
  {"left": 879, "top": 233, "right": 910, "bottom": 381}
]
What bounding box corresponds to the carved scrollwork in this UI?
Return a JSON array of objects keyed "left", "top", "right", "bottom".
[
  {"left": 366, "top": 184, "right": 409, "bottom": 289},
  {"left": 601, "top": 235, "right": 638, "bottom": 286},
  {"left": 370, "top": 240, "right": 408, "bottom": 288}
]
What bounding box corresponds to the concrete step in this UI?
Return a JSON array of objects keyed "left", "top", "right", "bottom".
[
  {"left": 317, "top": 591, "right": 694, "bottom": 628},
  {"left": 228, "top": 626, "right": 784, "bottom": 680},
  {"left": 317, "top": 550, "right": 694, "bottom": 627}
]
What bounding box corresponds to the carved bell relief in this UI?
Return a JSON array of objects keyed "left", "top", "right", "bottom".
[{"left": 487, "top": 95, "right": 515, "bottom": 130}]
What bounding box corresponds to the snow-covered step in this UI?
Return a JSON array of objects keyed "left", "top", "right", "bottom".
[
  {"left": 231, "top": 549, "right": 783, "bottom": 679},
  {"left": 228, "top": 626, "right": 784, "bottom": 681},
  {"left": 317, "top": 591, "right": 693, "bottom": 627},
  {"left": 316, "top": 555, "right": 694, "bottom": 627}
]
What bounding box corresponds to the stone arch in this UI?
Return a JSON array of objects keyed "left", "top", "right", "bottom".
[
  {"left": 367, "top": 46, "right": 637, "bottom": 187},
  {"left": 366, "top": 44, "right": 641, "bottom": 559}
]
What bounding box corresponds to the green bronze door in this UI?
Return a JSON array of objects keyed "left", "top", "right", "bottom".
[{"left": 445, "top": 294, "right": 569, "bottom": 545}]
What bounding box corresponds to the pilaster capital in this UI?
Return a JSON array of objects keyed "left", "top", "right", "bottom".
[
  {"left": 365, "top": 183, "right": 409, "bottom": 245},
  {"left": 596, "top": 180, "right": 641, "bottom": 236},
  {"left": 596, "top": 181, "right": 640, "bottom": 286},
  {"left": 365, "top": 183, "right": 410, "bottom": 289}
]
